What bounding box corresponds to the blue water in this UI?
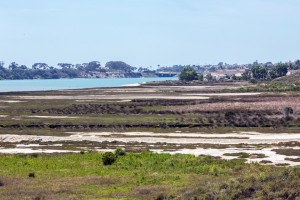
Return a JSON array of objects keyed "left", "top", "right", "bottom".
[{"left": 0, "top": 77, "right": 178, "bottom": 92}]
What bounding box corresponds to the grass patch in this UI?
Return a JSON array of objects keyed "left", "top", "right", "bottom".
[
  {"left": 272, "top": 149, "right": 300, "bottom": 156},
  {"left": 223, "top": 152, "right": 251, "bottom": 158},
  {"left": 285, "top": 157, "right": 300, "bottom": 162},
  {"left": 0, "top": 152, "right": 299, "bottom": 199}
]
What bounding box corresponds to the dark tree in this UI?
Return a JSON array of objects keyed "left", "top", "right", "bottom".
[
  {"left": 251, "top": 65, "right": 268, "bottom": 80},
  {"left": 0, "top": 61, "right": 4, "bottom": 68},
  {"left": 275, "top": 63, "right": 288, "bottom": 77},
  {"left": 206, "top": 73, "right": 213, "bottom": 81},
  {"left": 269, "top": 63, "right": 288, "bottom": 79},
  {"left": 32, "top": 63, "right": 50, "bottom": 70},
  {"left": 294, "top": 60, "right": 300, "bottom": 69},
  {"left": 198, "top": 73, "right": 204, "bottom": 81},
  {"left": 84, "top": 61, "right": 101, "bottom": 72},
  {"left": 9, "top": 62, "right": 19, "bottom": 70},
  {"left": 283, "top": 107, "right": 293, "bottom": 119},
  {"left": 105, "top": 61, "right": 134, "bottom": 73},
  {"left": 19, "top": 65, "right": 28, "bottom": 70},
  {"left": 58, "top": 63, "right": 74, "bottom": 69},
  {"left": 179, "top": 66, "right": 198, "bottom": 81}
]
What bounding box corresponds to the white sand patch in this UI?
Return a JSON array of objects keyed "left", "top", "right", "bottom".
[
  {"left": 12, "top": 117, "right": 22, "bottom": 120},
  {"left": 75, "top": 100, "right": 132, "bottom": 103},
  {"left": 100, "top": 88, "right": 158, "bottom": 93},
  {"left": 0, "top": 115, "right": 8, "bottom": 118},
  {"left": 75, "top": 100, "right": 97, "bottom": 102},
  {"left": 66, "top": 132, "right": 249, "bottom": 139},
  {"left": 1, "top": 132, "right": 300, "bottom": 145},
  {"left": 12, "top": 95, "right": 210, "bottom": 100},
  {"left": 105, "top": 100, "right": 132, "bottom": 103},
  {"left": 0, "top": 131, "right": 299, "bottom": 165},
  {"left": 0, "top": 100, "right": 26, "bottom": 103},
  {"left": 0, "top": 148, "right": 78, "bottom": 154},
  {"left": 94, "top": 148, "right": 114, "bottom": 152},
  {"left": 238, "top": 132, "right": 300, "bottom": 140},
  {"left": 122, "top": 83, "right": 141, "bottom": 87},
  {"left": 66, "top": 131, "right": 300, "bottom": 141},
  {"left": 26, "top": 115, "right": 78, "bottom": 119},
  {"left": 16, "top": 144, "right": 63, "bottom": 147},
  {"left": 151, "top": 148, "right": 300, "bottom": 166},
  {"left": 183, "top": 93, "right": 261, "bottom": 96}
]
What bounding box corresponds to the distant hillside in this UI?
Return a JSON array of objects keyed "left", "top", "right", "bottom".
[{"left": 272, "top": 70, "right": 300, "bottom": 85}]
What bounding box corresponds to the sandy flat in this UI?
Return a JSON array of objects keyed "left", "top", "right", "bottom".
[
  {"left": 0, "top": 100, "right": 26, "bottom": 103},
  {"left": 16, "top": 144, "right": 63, "bottom": 147},
  {"left": 26, "top": 115, "right": 78, "bottom": 119},
  {"left": 121, "top": 84, "right": 141, "bottom": 87},
  {"left": 0, "top": 148, "right": 78, "bottom": 154},
  {"left": 66, "top": 131, "right": 300, "bottom": 140},
  {"left": 183, "top": 92, "right": 261, "bottom": 96},
  {"left": 1, "top": 131, "right": 299, "bottom": 165},
  {"left": 1, "top": 132, "right": 300, "bottom": 145},
  {"left": 151, "top": 148, "right": 299, "bottom": 166},
  {"left": 12, "top": 95, "right": 210, "bottom": 100}
]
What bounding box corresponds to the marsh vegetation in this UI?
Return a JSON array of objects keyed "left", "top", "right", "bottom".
[{"left": 0, "top": 82, "right": 299, "bottom": 199}]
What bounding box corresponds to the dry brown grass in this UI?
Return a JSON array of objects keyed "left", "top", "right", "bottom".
[
  {"left": 0, "top": 176, "right": 117, "bottom": 200},
  {"left": 131, "top": 185, "right": 170, "bottom": 200},
  {"left": 170, "top": 96, "right": 300, "bottom": 113}
]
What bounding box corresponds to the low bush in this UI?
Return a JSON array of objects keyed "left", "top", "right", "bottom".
[
  {"left": 156, "top": 193, "right": 169, "bottom": 200},
  {"left": 0, "top": 179, "right": 4, "bottom": 187},
  {"left": 115, "top": 147, "right": 126, "bottom": 156},
  {"left": 102, "top": 152, "right": 116, "bottom": 165},
  {"left": 28, "top": 172, "right": 35, "bottom": 178}
]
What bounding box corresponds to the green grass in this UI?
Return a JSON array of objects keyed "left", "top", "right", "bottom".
[{"left": 0, "top": 152, "right": 299, "bottom": 199}]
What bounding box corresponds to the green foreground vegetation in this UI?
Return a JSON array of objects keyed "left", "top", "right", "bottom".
[{"left": 0, "top": 152, "right": 299, "bottom": 200}]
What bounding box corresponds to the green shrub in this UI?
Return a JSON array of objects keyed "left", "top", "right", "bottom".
[
  {"left": 156, "top": 193, "right": 169, "bottom": 200},
  {"left": 28, "top": 172, "right": 35, "bottom": 178},
  {"left": 102, "top": 152, "right": 116, "bottom": 165},
  {"left": 115, "top": 147, "right": 126, "bottom": 156},
  {"left": 179, "top": 66, "right": 198, "bottom": 81},
  {"left": 0, "top": 179, "right": 4, "bottom": 187}
]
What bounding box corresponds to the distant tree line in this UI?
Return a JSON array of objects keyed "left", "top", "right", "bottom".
[
  {"left": 179, "top": 60, "right": 300, "bottom": 82},
  {"left": 164, "top": 59, "right": 300, "bottom": 74},
  {"left": 178, "top": 66, "right": 211, "bottom": 82},
  {"left": 0, "top": 61, "right": 140, "bottom": 80},
  {"left": 241, "top": 62, "right": 291, "bottom": 81},
  {"left": 1, "top": 59, "right": 299, "bottom": 80}
]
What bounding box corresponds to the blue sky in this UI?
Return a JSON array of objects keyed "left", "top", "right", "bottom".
[{"left": 0, "top": 0, "right": 300, "bottom": 68}]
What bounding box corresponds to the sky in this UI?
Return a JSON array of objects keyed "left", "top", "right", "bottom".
[{"left": 0, "top": 0, "right": 300, "bottom": 68}]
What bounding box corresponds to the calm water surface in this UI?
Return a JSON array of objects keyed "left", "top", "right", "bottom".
[{"left": 0, "top": 77, "right": 177, "bottom": 92}]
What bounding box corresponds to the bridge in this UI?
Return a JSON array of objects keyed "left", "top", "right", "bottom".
[{"left": 156, "top": 72, "right": 178, "bottom": 77}]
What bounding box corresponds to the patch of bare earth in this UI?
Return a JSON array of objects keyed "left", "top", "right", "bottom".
[
  {"left": 131, "top": 185, "right": 170, "bottom": 200},
  {"left": 0, "top": 176, "right": 116, "bottom": 200}
]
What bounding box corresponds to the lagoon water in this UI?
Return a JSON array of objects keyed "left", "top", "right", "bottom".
[{"left": 0, "top": 77, "right": 177, "bottom": 92}]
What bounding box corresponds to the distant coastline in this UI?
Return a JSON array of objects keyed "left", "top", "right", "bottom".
[{"left": 0, "top": 61, "right": 177, "bottom": 80}]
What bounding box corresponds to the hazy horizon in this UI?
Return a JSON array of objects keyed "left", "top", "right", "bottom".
[{"left": 1, "top": 0, "right": 300, "bottom": 68}]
